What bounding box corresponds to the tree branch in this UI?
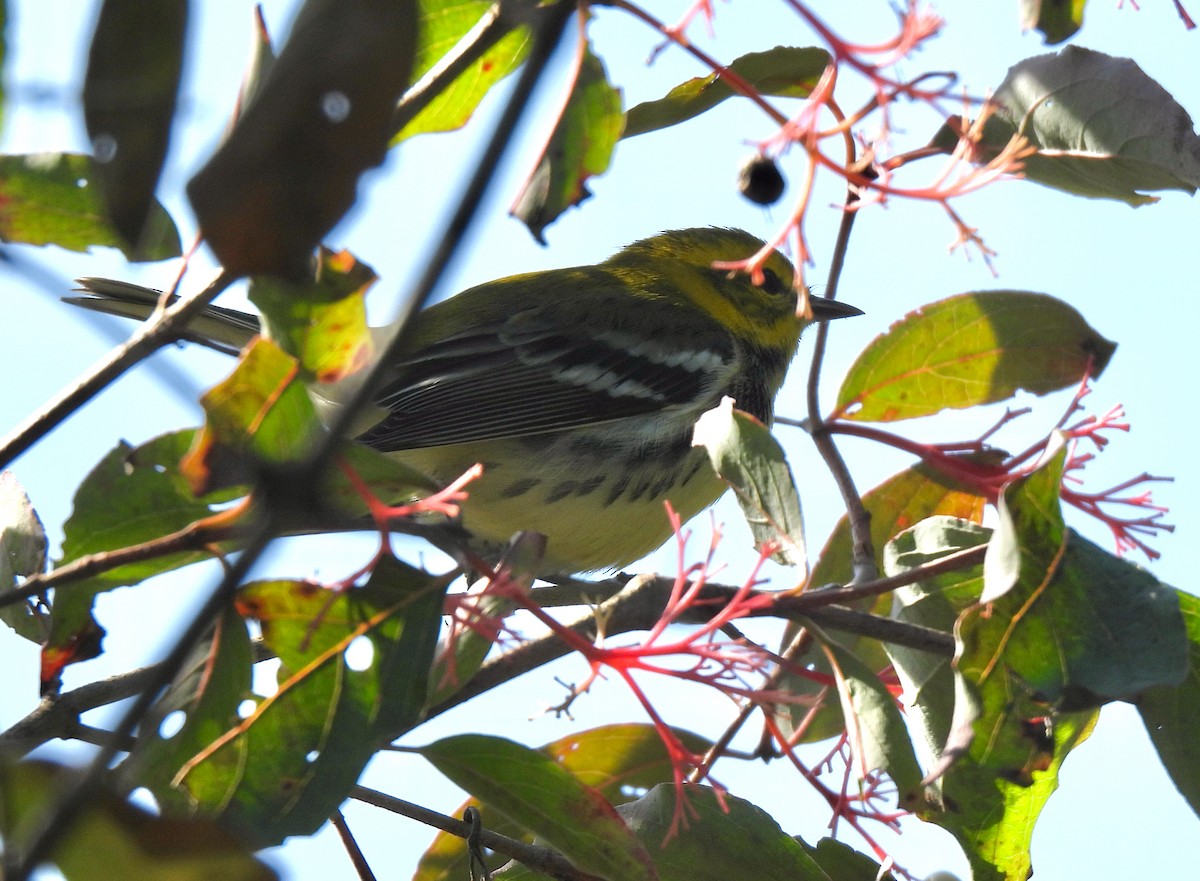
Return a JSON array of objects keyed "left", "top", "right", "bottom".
[
  {"left": 352, "top": 786, "right": 605, "bottom": 881},
  {"left": 0, "top": 270, "right": 237, "bottom": 471}
]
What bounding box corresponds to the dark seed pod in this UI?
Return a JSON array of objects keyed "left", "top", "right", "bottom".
[{"left": 737, "top": 153, "right": 786, "bottom": 205}]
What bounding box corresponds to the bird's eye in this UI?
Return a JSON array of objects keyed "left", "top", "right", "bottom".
[{"left": 760, "top": 268, "right": 789, "bottom": 297}]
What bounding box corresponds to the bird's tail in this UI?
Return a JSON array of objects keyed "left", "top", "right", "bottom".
[{"left": 66, "top": 278, "right": 261, "bottom": 356}]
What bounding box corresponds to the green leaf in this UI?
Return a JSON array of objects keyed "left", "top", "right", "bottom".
[
  {"left": 613, "top": 784, "right": 831, "bottom": 881},
  {"left": 1139, "top": 588, "right": 1200, "bottom": 817},
  {"left": 248, "top": 247, "right": 377, "bottom": 383},
  {"left": 0, "top": 759, "right": 276, "bottom": 881},
  {"left": 936, "top": 710, "right": 1098, "bottom": 881},
  {"left": 187, "top": 0, "right": 419, "bottom": 275},
  {"left": 420, "top": 734, "right": 656, "bottom": 881},
  {"left": 83, "top": 0, "right": 187, "bottom": 250},
  {"left": 958, "top": 46, "right": 1200, "bottom": 204},
  {"left": 884, "top": 516, "right": 1100, "bottom": 881},
  {"left": 815, "top": 633, "right": 926, "bottom": 809},
  {"left": 0, "top": 153, "right": 180, "bottom": 261},
  {"left": 882, "top": 516, "right": 988, "bottom": 777},
  {"left": 833, "top": 292, "right": 1116, "bottom": 422},
  {"left": 0, "top": 472, "right": 48, "bottom": 642},
  {"left": 182, "top": 338, "right": 325, "bottom": 496},
  {"left": 395, "top": 0, "right": 530, "bottom": 141},
  {"left": 44, "top": 432, "right": 230, "bottom": 687},
  {"left": 884, "top": 490, "right": 1183, "bottom": 880},
  {"left": 510, "top": 41, "right": 623, "bottom": 243},
  {"left": 970, "top": 445, "right": 1186, "bottom": 710},
  {"left": 692, "top": 398, "right": 805, "bottom": 566},
  {"left": 1019, "top": 0, "right": 1087, "bottom": 44},
  {"left": 623, "top": 46, "right": 830, "bottom": 139},
  {"left": 801, "top": 838, "right": 896, "bottom": 881},
  {"left": 165, "top": 558, "right": 447, "bottom": 848},
  {"left": 774, "top": 466, "right": 986, "bottom": 745},
  {"left": 415, "top": 725, "right": 713, "bottom": 881},
  {"left": 125, "top": 604, "right": 255, "bottom": 814}
]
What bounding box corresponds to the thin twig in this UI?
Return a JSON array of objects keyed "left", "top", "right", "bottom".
[
  {"left": 6, "top": 521, "right": 274, "bottom": 881},
  {"left": 425, "top": 567, "right": 961, "bottom": 721},
  {"left": 0, "top": 270, "right": 237, "bottom": 470},
  {"left": 305, "top": 0, "right": 576, "bottom": 481},
  {"left": 331, "top": 810, "right": 378, "bottom": 881},
  {"left": 804, "top": 157, "right": 877, "bottom": 583},
  {"left": 0, "top": 509, "right": 246, "bottom": 609},
  {"left": 0, "top": 663, "right": 164, "bottom": 757},
  {"left": 6, "top": 8, "right": 577, "bottom": 878},
  {"left": 390, "top": 2, "right": 513, "bottom": 139},
  {"left": 787, "top": 543, "right": 987, "bottom": 610},
  {"left": 351, "top": 786, "right": 605, "bottom": 881}
]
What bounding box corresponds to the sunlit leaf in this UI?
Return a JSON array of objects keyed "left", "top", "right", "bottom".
[
  {"left": 882, "top": 515, "right": 1100, "bottom": 881},
  {"left": 936, "top": 710, "right": 1097, "bottom": 881},
  {"left": 180, "top": 338, "right": 323, "bottom": 496},
  {"left": 249, "top": 248, "right": 377, "bottom": 383},
  {"left": 623, "top": 46, "right": 830, "bottom": 138},
  {"left": 833, "top": 292, "right": 1116, "bottom": 422},
  {"left": 510, "top": 41, "right": 623, "bottom": 243},
  {"left": 395, "top": 0, "right": 530, "bottom": 141},
  {"left": 0, "top": 153, "right": 180, "bottom": 260},
  {"left": 961, "top": 446, "right": 1186, "bottom": 716},
  {"left": 166, "top": 558, "right": 447, "bottom": 847}
]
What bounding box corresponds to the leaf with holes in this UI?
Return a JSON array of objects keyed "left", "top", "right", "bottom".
[{"left": 159, "top": 559, "right": 447, "bottom": 848}]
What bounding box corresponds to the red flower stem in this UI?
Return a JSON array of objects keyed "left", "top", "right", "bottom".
[{"left": 824, "top": 420, "right": 1007, "bottom": 495}]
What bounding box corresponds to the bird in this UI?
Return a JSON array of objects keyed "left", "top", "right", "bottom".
[{"left": 68, "top": 227, "right": 861, "bottom": 573}]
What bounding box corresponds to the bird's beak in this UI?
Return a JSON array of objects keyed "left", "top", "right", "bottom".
[{"left": 808, "top": 297, "right": 864, "bottom": 322}]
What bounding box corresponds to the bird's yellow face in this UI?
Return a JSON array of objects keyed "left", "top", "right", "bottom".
[{"left": 643, "top": 228, "right": 805, "bottom": 355}]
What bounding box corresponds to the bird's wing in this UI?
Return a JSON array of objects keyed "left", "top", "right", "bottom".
[{"left": 359, "top": 290, "right": 738, "bottom": 451}]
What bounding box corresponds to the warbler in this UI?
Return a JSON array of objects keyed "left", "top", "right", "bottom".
[{"left": 70, "top": 228, "right": 860, "bottom": 572}]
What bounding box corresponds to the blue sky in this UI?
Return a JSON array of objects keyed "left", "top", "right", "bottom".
[{"left": 1, "top": 2, "right": 1197, "bottom": 879}]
